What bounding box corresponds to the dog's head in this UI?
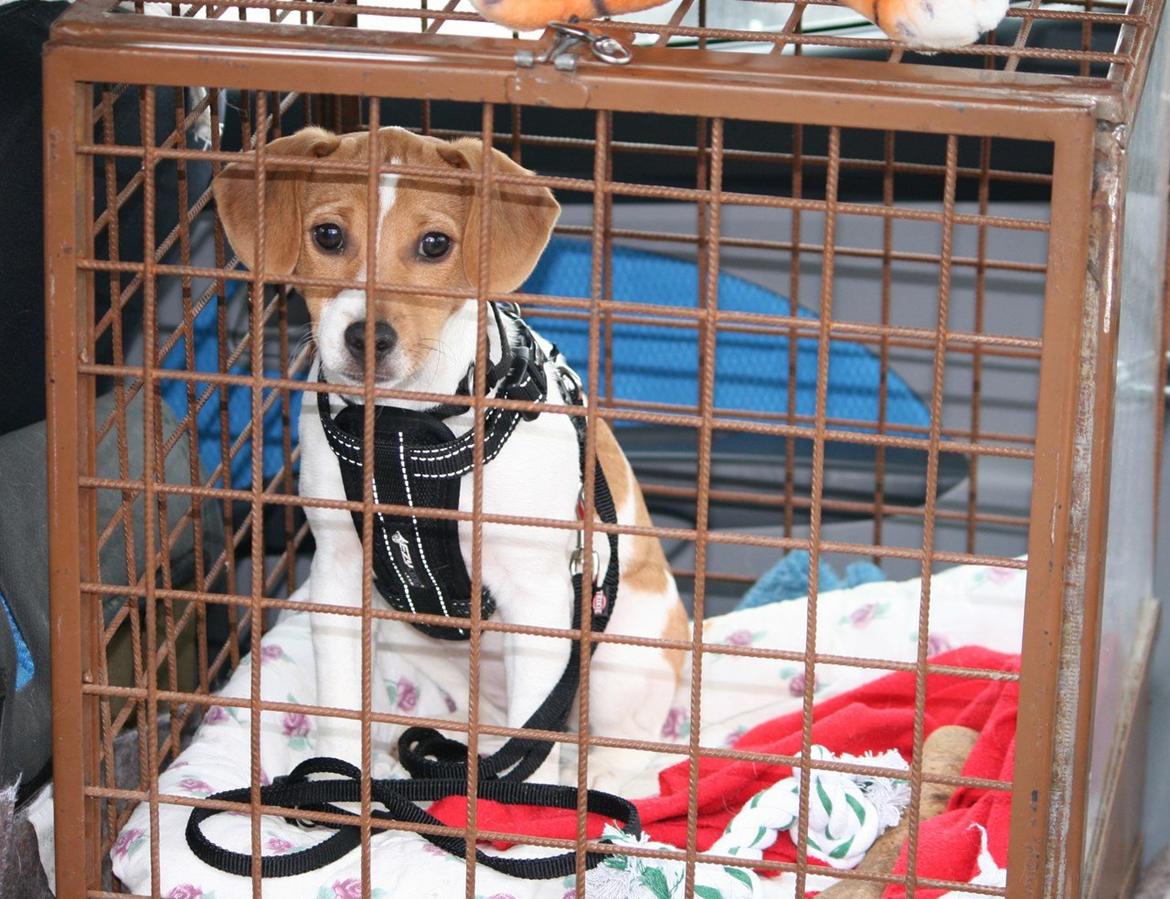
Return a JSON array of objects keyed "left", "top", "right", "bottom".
[{"left": 212, "top": 126, "right": 559, "bottom": 386}]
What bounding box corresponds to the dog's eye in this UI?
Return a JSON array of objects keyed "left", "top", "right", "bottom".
[
  {"left": 417, "top": 231, "right": 451, "bottom": 260},
  {"left": 312, "top": 223, "right": 345, "bottom": 253}
]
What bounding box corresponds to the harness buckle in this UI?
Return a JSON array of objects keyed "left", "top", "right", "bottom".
[
  {"left": 570, "top": 546, "right": 601, "bottom": 580},
  {"left": 502, "top": 345, "right": 548, "bottom": 421},
  {"left": 554, "top": 361, "right": 584, "bottom": 408},
  {"left": 571, "top": 486, "right": 601, "bottom": 582}
]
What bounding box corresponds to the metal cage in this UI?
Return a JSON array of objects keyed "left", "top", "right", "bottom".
[{"left": 41, "top": 1, "right": 1169, "bottom": 897}]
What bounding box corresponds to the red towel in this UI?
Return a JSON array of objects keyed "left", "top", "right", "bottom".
[{"left": 428, "top": 646, "right": 1017, "bottom": 896}]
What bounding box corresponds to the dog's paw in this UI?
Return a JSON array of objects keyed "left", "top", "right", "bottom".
[{"left": 883, "top": 0, "right": 1007, "bottom": 49}]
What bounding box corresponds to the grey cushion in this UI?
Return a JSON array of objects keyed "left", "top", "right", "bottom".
[{"left": 0, "top": 389, "right": 223, "bottom": 788}]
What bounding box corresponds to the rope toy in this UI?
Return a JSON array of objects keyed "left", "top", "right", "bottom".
[{"left": 586, "top": 745, "right": 912, "bottom": 898}]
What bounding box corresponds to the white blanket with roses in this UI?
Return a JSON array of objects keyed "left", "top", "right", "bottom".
[{"left": 98, "top": 561, "right": 1025, "bottom": 899}]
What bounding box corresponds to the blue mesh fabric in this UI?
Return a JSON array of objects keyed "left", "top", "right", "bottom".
[
  {"left": 0, "top": 589, "right": 33, "bottom": 691},
  {"left": 522, "top": 238, "right": 931, "bottom": 430}
]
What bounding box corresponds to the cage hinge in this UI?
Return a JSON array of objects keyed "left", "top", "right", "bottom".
[{"left": 514, "top": 19, "right": 631, "bottom": 72}]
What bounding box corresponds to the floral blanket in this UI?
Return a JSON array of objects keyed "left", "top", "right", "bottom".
[{"left": 105, "top": 562, "right": 1026, "bottom": 898}]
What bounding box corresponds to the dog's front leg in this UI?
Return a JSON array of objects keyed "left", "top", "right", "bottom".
[
  {"left": 306, "top": 528, "right": 376, "bottom": 768},
  {"left": 300, "top": 396, "right": 391, "bottom": 771},
  {"left": 491, "top": 560, "right": 576, "bottom": 786}
]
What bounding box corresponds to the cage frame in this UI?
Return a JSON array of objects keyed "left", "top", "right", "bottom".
[{"left": 40, "top": 1, "right": 1164, "bottom": 896}]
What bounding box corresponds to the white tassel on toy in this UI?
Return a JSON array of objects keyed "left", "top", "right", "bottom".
[
  {"left": 707, "top": 746, "right": 910, "bottom": 870},
  {"left": 587, "top": 745, "right": 911, "bottom": 898}
]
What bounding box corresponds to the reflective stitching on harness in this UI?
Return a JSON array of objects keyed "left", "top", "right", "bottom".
[
  {"left": 407, "top": 417, "right": 500, "bottom": 461},
  {"left": 408, "top": 371, "right": 531, "bottom": 462},
  {"left": 408, "top": 409, "right": 506, "bottom": 459},
  {"left": 410, "top": 412, "right": 521, "bottom": 479},
  {"left": 330, "top": 429, "right": 361, "bottom": 452},
  {"left": 398, "top": 437, "right": 451, "bottom": 620},
  {"left": 371, "top": 473, "right": 416, "bottom": 613}
]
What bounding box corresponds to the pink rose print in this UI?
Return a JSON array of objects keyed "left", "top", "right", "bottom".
[
  {"left": 332, "top": 879, "right": 364, "bottom": 899},
  {"left": 178, "top": 777, "right": 214, "bottom": 796},
  {"left": 260, "top": 768, "right": 271, "bottom": 786},
  {"left": 282, "top": 712, "right": 310, "bottom": 738},
  {"left": 723, "top": 726, "right": 749, "bottom": 747},
  {"left": 166, "top": 886, "right": 204, "bottom": 899},
  {"left": 396, "top": 677, "right": 419, "bottom": 712},
  {"left": 486, "top": 895, "right": 518, "bottom": 899},
  {"left": 204, "top": 706, "right": 230, "bottom": 725},
  {"left": 927, "top": 633, "right": 952, "bottom": 657},
  {"left": 112, "top": 827, "right": 143, "bottom": 859},
  {"left": 442, "top": 691, "right": 458, "bottom": 713},
  {"left": 260, "top": 644, "right": 284, "bottom": 664},
  {"left": 267, "top": 836, "right": 294, "bottom": 854},
  {"left": 987, "top": 567, "right": 1016, "bottom": 583},
  {"left": 850, "top": 603, "right": 879, "bottom": 627},
  {"left": 725, "top": 629, "right": 754, "bottom": 647},
  {"left": 788, "top": 671, "right": 817, "bottom": 698},
  {"left": 660, "top": 707, "right": 688, "bottom": 740}
]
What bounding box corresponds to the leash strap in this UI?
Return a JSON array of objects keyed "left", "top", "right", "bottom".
[
  {"left": 187, "top": 757, "right": 640, "bottom": 880},
  {"left": 395, "top": 342, "right": 622, "bottom": 781},
  {"left": 396, "top": 565, "right": 609, "bottom": 783}
]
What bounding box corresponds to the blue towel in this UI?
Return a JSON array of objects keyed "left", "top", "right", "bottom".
[
  {"left": 159, "top": 282, "right": 306, "bottom": 490},
  {"left": 735, "top": 550, "right": 886, "bottom": 612},
  {"left": 0, "top": 589, "right": 33, "bottom": 691},
  {"left": 524, "top": 239, "right": 931, "bottom": 431}
]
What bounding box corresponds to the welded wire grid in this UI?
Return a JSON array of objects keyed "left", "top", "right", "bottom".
[
  {"left": 86, "top": 0, "right": 1157, "bottom": 88},
  {"left": 55, "top": 76, "right": 1061, "bottom": 898}
]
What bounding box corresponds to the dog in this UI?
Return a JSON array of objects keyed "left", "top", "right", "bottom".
[{"left": 212, "top": 126, "right": 688, "bottom": 790}]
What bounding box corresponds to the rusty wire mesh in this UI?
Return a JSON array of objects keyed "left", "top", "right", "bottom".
[
  {"left": 40, "top": 0, "right": 1149, "bottom": 894},
  {"left": 89, "top": 0, "right": 1159, "bottom": 87}
]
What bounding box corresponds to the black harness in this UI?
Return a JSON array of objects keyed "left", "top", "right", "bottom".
[
  {"left": 315, "top": 302, "right": 619, "bottom": 643},
  {"left": 187, "top": 303, "right": 639, "bottom": 880}
]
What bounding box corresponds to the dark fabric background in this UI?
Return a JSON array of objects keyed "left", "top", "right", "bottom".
[
  {"left": 0, "top": 0, "right": 187, "bottom": 436},
  {"left": 0, "top": 1, "right": 71, "bottom": 435}
]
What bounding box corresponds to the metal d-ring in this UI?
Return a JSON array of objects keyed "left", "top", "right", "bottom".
[
  {"left": 588, "top": 32, "right": 632, "bottom": 65},
  {"left": 533, "top": 20, "right": 632, "bottom": 69}
]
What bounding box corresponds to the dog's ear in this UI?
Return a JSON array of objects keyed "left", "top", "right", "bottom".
[
  {"left": 212, "top": 127, "right": 342, "bottom": 276},
  {"left": 438, "top": 139, "right": 560, "bottom": 294}
]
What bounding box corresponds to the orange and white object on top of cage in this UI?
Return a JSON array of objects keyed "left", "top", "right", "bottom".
[{"left": 38, "top": 1, "right": 1168, "bottom": 898}]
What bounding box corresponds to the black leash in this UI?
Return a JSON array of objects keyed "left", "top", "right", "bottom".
[
  {"left": 186, "top": 757, "right": 640, "bottom": 879},
  {"left": 187, "top": 304, "right": 635, "bottom": 879}
]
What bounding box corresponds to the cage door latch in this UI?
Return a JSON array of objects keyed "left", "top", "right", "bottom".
[{"left": 515, "top": 20, "right": 632, "bottom": 71}]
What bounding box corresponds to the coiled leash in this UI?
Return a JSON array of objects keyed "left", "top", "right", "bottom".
[
  {"left": 187, "top": 303, "right": 640, "bottom": 878},
  {"left": 186, "top": 758, "right": 639, "bottom": 880}
]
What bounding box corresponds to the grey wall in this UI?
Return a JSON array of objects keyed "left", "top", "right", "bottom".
[{"left": 1150, "top": 426, "right": 1169, "bottom": 867}]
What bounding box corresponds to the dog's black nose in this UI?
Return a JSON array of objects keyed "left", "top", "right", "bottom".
[{"left": 344, "top": 321, "right": 397, "bottom": 364}]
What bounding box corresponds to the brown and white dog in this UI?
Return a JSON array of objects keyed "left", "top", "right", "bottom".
[{"left": 212, "top": 126, "right": 688, "bottom": 789}]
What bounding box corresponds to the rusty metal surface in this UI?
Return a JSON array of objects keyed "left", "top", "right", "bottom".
[
  {"left": 50, "top": 0, "right": 1163, "bottom": 115},
  {"left": 39, "top": 2, "right": 1164, "bottom": 896}
]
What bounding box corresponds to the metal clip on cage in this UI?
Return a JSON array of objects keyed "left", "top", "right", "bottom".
[{"left": 514, "top": 20, "right": 632, "bottom": 71}]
